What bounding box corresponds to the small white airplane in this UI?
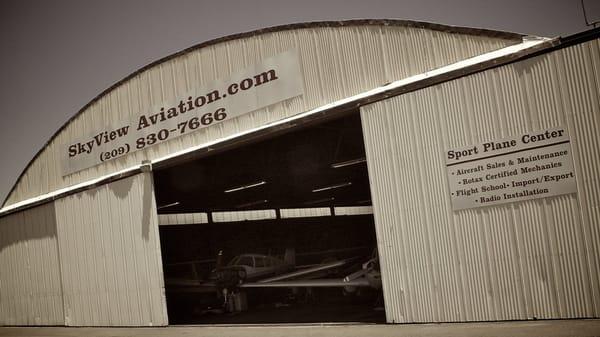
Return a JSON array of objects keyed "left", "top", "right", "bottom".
[
  {"left": 167, "top": 248, "right": 381, "bottom": 293},
  {"left": 165, "top": 249, "right": 383, "bottom": 314}
]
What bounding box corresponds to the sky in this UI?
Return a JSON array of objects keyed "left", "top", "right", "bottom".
[{"left": 0, "top": 0, "right": 597, "bottom": 205}]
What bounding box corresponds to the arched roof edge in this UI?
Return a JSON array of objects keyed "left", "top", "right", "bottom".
[{"left": 2, "top": 19, "right": 524, "bottom": 207}]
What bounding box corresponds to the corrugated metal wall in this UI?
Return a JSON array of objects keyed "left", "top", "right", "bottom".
[
  {"left": 360, "top": 38, "right": 600, "bottom": 323},
  {"left": 0, "top": 203, "right": 64, "bottom": 325},
  {"left": 5, "top": 24, "right": 521, "bottom": 206},
  {"left": 212, "top": 210, "right": 276, "bottom": 222},
  {"left": 280, "top": 207, "right": 331, "bottom": 218},
  {"left": 53, "top": 173, "right": 167, "bottom": 326},
  {"left": 159, "top": 212, "right": 208, "bottom": 225}
]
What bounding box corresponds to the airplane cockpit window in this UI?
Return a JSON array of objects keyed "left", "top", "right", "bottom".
[
  {"left": 237, "top": 255, "right": 254, "bottom": 267},
  {"left": 227, "top": 256, "right": 240, "bottom": 266},
  {"left": 255, "top": 256, "right": 266, "bottom": 267}
]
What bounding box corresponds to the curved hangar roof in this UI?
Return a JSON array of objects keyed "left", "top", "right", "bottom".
[{"left": 3, "top": 19, "right": 524, "bottom": 208}]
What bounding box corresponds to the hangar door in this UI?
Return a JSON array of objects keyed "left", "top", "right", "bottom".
[
  {"left": 0, "top": 202, "right": 63, "bottom": 325},
  {"left": 54, "top": 173, "right": 167, "bottom": 326},
  {"left": 154, "top": 112, "right": 385, "bottom": 324}
]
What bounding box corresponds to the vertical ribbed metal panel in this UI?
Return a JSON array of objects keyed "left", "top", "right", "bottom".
[
  {"left": 212, "top": 210, "right": 277, "bottom": 222},
  {"left": 280, "top": 207, "right": 332, "bottom": 218},
  {"left": 361, "top": 38, "right": 600, "bottom": 323},
  {"left": 158, "top": 212, "right": 209, "bottom": 226},
  {"left": 53, "top": 173, "right": 167, "bottom": 326},
  {"left": 334, "top": 206, "right": 373, "bottom": 216},
  {"left": 5, "top": 24, "right": 520, "bottom": 206},
  {"left": 0, "top": 203, "right": 64, "bottom": 325}
]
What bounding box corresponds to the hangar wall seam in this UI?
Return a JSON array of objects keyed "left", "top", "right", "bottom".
[
  {"left": 5, "top": 25, "right": 521, "bottom": 206},
  {"left": 360, "top": 38, "right": 600, "bottom": 323},
  {"left": 53, "top": 173, "right": 167, "bottom": 326},
  {"left": 0, "top": 203, "right": 64, "bottom": 325}
]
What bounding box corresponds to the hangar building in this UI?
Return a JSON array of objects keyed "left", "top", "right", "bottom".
[{"left": 0, "top": 20, "right": 598, "bottom": 327}]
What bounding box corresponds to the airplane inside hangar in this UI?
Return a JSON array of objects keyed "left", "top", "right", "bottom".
[{"left": 153, "top": 111, "right": 385, "bottom": 324}]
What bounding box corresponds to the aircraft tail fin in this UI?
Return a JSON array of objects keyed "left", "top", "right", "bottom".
[{"left": 283, "top": 248, "right": 295, "bottom": 266}]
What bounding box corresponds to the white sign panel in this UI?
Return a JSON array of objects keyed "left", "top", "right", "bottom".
[
  {"left": 446, "top": 126, "right": 577, "bottom": 210},
  {"left": 62, "top": 50, "right": 304, "bottom": 176}
]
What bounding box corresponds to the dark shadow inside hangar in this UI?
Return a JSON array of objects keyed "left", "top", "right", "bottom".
[{"left": 153, "top": 112, "right": 385, "bottom": 324}]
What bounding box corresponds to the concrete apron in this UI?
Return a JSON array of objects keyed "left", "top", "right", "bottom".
[{"left": 1, "top": 319, "right": 599, "bottom": 337}]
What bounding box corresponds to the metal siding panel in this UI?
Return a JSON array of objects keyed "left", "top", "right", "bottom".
[
  {"left": 158, "top": 213, "right": 208, "bottom": 226},
  {"left": 334, "top": 206, "right": 373, "bottom": 216},
  {"left": 212, "top": 210, "right": 276, "bottom": 222},
  {"left": 5, "top": 25, "right": 520, "bottom": 206},
  {"left": 280, "top": 207, "right": 332, "bottom": 218},
  {"left": 0, "top": 203, "right": 64, "bottom": 325},
  {"left": 54, "top": 173, "right": 167, "bottom": 326},
  {"left": 361, "top": 38, "right": 600, "bottom": 323}
]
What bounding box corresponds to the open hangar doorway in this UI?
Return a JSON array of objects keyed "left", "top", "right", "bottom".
[{"left": 153, "top": 111, "right": 385, "bottom": 324}]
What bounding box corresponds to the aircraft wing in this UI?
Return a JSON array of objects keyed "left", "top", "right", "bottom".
[
  {"left": 165, "top": 278, "right": 218, "bottom": 293},
  {"left": 257, "top": 259, "right": 353, "bottom": 283},
  {"left": 165, "top": 255, "right": 368, "bottom": 292},
  {"left": 239, "top": 278, "right": 371, "bottom": 288}
]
